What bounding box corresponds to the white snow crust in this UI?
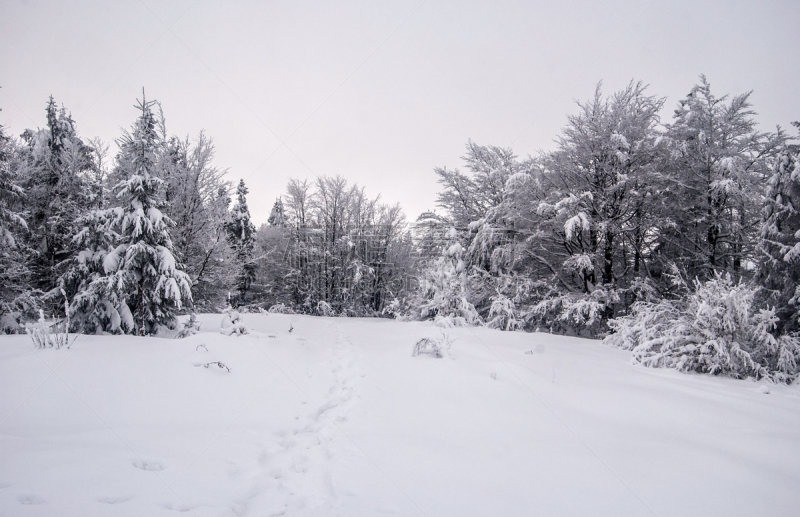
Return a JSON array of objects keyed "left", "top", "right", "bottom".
[{"left": 1, "top": 314, "right": 798, "bottom": 516}]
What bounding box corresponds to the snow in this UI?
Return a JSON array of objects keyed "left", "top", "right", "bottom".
[
  {"left": 564, "top": 212, "right": 590, "bottom": 241},
  {"left": 1, "top": 314, "right": 799, "bottom": 516}
]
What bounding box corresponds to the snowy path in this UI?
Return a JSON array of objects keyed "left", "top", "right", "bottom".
[
  {"left": 1, "top": 314, "right": 799, "bottom": 516},
  {"left": 226, "top": 323, "right": 364, "bottom": 516}
]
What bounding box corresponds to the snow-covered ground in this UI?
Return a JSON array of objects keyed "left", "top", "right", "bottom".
[{"left": 1, "top": 314, "right": 798, "bottom": 516}]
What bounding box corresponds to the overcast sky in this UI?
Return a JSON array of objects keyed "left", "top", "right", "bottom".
[{"left": 2, "top": 0, "right": 799, "bottom": 225}]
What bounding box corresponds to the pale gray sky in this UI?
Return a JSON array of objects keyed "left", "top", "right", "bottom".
[{"left": 2, "top": 0, "right": 799, "bottom": 225}]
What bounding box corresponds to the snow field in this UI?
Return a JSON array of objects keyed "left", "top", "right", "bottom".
[{"left": 1, "top": 313, "right": 799, "bottom": 516}]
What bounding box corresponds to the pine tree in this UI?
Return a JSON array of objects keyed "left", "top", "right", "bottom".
[
  {"left": 226, "top": 179, "right": 256, "bottom": 304},
  {"left": 758, "top": 128, "right": 800, "bottom": 334},
  {"left": 98, "top": 92, "right": 191, "bottom": 335},
  {"left": 267, "top": 197, "right": 287, "bottom": 227},
  {"left": 0, "top": 122, "right": 29, "bottom": 311},
  {"left": 19, "top": 97, "right": 97, "bottom": 298}
]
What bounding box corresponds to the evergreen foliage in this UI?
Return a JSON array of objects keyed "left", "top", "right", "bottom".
[
  {"left": 0, "top": 122, "right": 29, "bottom": 311},
  {"left": 757, "top": 127, "right": 800, "bottom": 334},
  {"left": 226, "top": 179, "right": 256, "bottom": 304},
  {"left": 66, "top": 92, "right": 192, "bottom": 335},
  {"left": 18, "top": 97, "right": 97, "bottom": 298},
  {"left": 268, "top": 198, "right": 287, "bottom": 227}
]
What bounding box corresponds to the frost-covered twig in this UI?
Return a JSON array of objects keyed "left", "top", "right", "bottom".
[
  {"left": 412, "top": 331, "right": 455, "bottom": 358},
  {"left": 26, "top": 308, "right": 74, "bottom": 349},
  {"left": 196, "top": 361, "right": 230, "bottom": 372}
]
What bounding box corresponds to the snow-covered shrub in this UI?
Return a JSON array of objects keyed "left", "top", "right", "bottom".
[
  {"left": 529, "top": 287, "right": 616, "bottom": 336},
  {"left": 220, "top": 307, "right": 248, "bottom": 336},
  {"left": 416, "top": 228, "right": 482, "bottom": 326},
  {"left": 412, "top": 331, "right": 455, "bottom": 358},
  {"left": 175, "top": 313, "right": 201, "bottom": 339},
  {"left": 0, "top": 312, "right": 23, "bottom": 334},
  {"left": 316, "top": 300, "right": 334, "bottom": 316},
  {"left": 267, "top": 302, "right": 295, "bottom": 314},
  {"left": 381, "top": 297, "right": 408, "bottom": 320},
  {"left": 605, "top": 274, "right": 800, "bottom": 382},
  {"left": 486, "top": 293, "right": 522, "bottom": 331}
]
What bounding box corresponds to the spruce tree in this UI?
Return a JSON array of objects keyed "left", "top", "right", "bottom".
[
  {"left": 19, "top": 97, "right": 96, "bottom": 297},
  {"left": 0, "top": 122, "right": 29, "bottom": 310},
  {"left": 95, "top": 92, "right": 191, "bottom": 335},
  {"left": 226, "top": 179, "right": 256, "bottom": 304},
  {"left": 758, "top": 128, "right": 800, "bottom": 334},
  {"left": 267, "top": 197, "right": 287, "bottom": 227}
]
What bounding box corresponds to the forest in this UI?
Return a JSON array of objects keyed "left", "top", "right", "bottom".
[{"left": 1, "top": 76, "right": 798, "bottom": 382}]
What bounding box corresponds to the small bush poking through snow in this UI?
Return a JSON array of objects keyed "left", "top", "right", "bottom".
[
  {"left": 316, "top": 300, "right": 334, "bottom": 316},
  {"left": 412, "top": 331, "right": 455, "bottom": 358},
  {"left": 27, "top": 310, "right": 70, "bottom": 349},
  {"left": 220, "top": 307, "right": 248, "bottom": 336},
  {"left": 0, "top": 312, "right": 24, "bottom": 334},
  {"left": 27, "top": 297, "right": 73, "bottom": 349},
  {"left": 267, "top": 303, "right": 295, "bottom": 314},
  {"left": 605, "top": 273, "right": 800, "bottom": 383},
  {"left": 486, "top": 293, "right": 522, "bottom": 331},
  {"left": 175, "top": 313, "right": 201, "bottom": 339}
]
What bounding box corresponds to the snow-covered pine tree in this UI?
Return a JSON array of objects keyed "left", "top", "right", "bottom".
[
  {"left": 0, "top": 124, "right": 25, "bottom": 246},
  {"left": 0, "top": 122, "right": 30, "bottom": 313},
  {"left": 267, "top": 197, "right": 287, "bottom": 227},
  {"left": 758, "top": 128, "right": 800, "bottom": 335},
  {"left": 101, "top": 92, "right": 192, "bottom": 335},
  {"left": 226, "top": 179, "right": 256, "bottom": 304},
  {"left": 19, "top": 97, "right": 97, "bottom": 297}
]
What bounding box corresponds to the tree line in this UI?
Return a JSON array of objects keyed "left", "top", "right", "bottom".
[
  {"left": 406, "top": 76, "right": 799, "bottom": 382},
  {"left": 0, "top": 76, "right": 798, "bottom": 381}
]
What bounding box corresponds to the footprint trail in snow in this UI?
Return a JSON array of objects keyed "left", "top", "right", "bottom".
[{"left": 233, "top": 324, "right": 363, "bottom": 516}]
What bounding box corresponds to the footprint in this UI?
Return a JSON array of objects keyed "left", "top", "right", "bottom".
[
  {"left": 0, "top": 482, "right": 10, "bottom": 489},
  {"left": 132, "top": 460, "right": 165, "bottom": 471},
  {"left": 97, "top": 495, "right": 134, "bottom": 504},
  {"left": 18, "top": 494, "right": 47, "bottom": 505}
]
